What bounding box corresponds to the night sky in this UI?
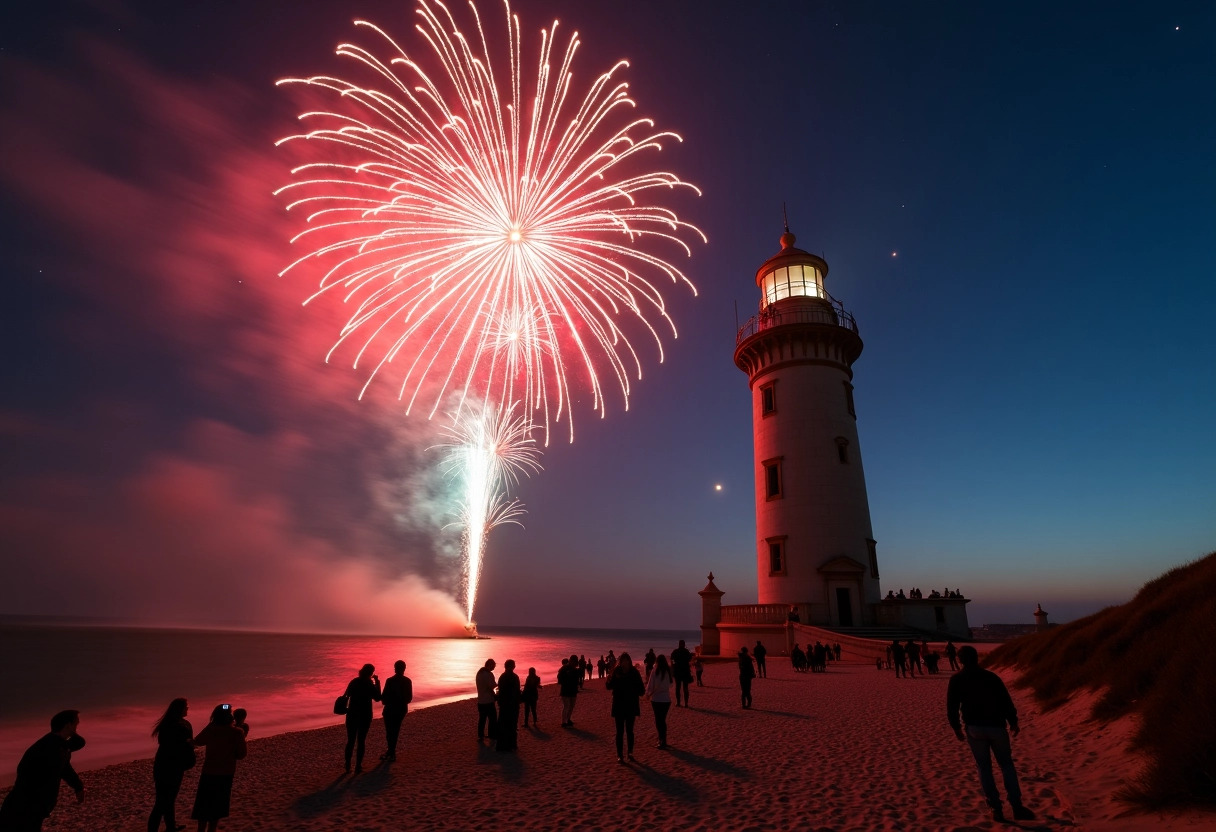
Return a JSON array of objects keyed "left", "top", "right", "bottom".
[{"left": 2, "top": 1, "right": 1213, "bottom": 632}]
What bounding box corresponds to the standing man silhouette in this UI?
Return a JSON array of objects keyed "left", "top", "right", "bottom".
[
  {"left": 381, "top": 660, "right": 412, "bottom": 763},
  {"left": 753, "top": 641, "right": 768, "bottom": 678},
  {"left": 947, "top": 646, "right": 1035, "bottom": 822},
  {"left": 738, "top": 647, "right": 755, "bottom": 708},
  {"left": 475, "top": 659, "right": 498, "bottom": 742},
  {"left": 670, "top": 640, "right": 693, "bottom": 708},
  {"left": 0, "top": 710, "right": 85, "bottom": 831}
]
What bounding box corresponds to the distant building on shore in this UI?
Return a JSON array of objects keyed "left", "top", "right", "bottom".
[{"left": 701, "top": 226, "right": 971, "bottom": 655}]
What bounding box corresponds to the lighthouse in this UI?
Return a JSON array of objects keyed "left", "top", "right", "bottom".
[{"left": 732, "top": 226, "right": 880, "bottom": 627}]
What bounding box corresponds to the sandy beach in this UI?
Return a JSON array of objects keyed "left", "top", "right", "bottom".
[{"left": 7, "top": 658, "right": 1209, "bottom": 832}]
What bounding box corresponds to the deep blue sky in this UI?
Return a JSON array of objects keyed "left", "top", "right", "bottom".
[{"left": 1, "top": 1, "right": 1213, "bottom": 630}]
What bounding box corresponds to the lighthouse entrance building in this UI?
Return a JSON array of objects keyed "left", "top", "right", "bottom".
[{"left": 702, "top": 228, "right": 970, "bottom": 656}]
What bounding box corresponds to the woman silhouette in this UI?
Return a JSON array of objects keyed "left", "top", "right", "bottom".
[
  {"left": 148, "top": 698, "right": 193, "bottom": 832},
  {"left": 342, "top": 664, "right": 381, "bottom": 772}
]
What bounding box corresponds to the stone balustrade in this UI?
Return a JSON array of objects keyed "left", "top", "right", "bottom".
[{"left": 719, "top": 604, "right": 791, "bottom": 625}]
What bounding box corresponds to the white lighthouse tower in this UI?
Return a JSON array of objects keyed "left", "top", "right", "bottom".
[{"left": 732, "top": 226, "right": 880, "bottom": 627}]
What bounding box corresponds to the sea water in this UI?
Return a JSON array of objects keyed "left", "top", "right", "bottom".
[{"left": 0, "top": 617, "right": 698, "bottom": 785}]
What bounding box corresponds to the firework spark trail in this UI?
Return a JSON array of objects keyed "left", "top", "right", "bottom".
[
  {"left": 275, "top": 0, "right": 705, "bottom": 445},
  {"left": 441, "top": 403, "right": 541, "bottom": 623}
]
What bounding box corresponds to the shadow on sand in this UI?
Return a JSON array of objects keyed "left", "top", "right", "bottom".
[
  {"left": 475, "top": 743, "right": 527, "bottom": 783},
  {"left": 292, "top": 760, "right": 393, "bottom": 819},
  {"left": 665, "top": 746, "right": 750, "bottom": 779},
  {"left": 625, "top": 759, "right": 700, "bottom": 804}
]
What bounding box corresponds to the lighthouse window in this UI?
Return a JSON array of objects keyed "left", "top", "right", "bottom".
[
  {"left": 835, "top": 437, "right": 850, "bottom": 464},
  {"left": 844, "top": 382, "right": 856, "bottom": 418},
  {"left": 767, "top": 538, "right": 787, "bottom": 576},
  {"left": 761, "top": 383, "right": 776, "bottom": 416},
  {"left": 761, "top": 264, "right": 823, "bottom": 307},
  {"left": 763, "top": 458, "right": 783, "bottom": 500}
]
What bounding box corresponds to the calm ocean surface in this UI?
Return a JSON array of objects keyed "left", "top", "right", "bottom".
[{"left": 0, "top": 618, "right": 698, "bottom": 786}]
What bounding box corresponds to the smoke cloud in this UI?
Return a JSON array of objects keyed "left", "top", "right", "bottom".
[{"left": 0, "top": 30, "right": 468, "bottom": 633}]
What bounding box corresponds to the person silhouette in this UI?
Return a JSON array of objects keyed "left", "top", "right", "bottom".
[
  {"left": 190, "top": 704, "right": 247, "bottom": 832},
  {"left": 557, "top": 654, "right": 580, "bottom": 727},
  {"left": 947, "top": 646, "right": 1035, "bottom": 822},
  {"left": 342, "top": 664, "right": 381, "bottom": 773},
  {"left": 522, "top": 668, "right": 541, "bottom": 727},
  {"left": 645, "top": 654, "right": 674, "bottom": 749},
  {"left": 670, "top": 640, "right": 693, "bottom": 707},
  {"left": 945, "top": 640, "right": 959, "bottom": 671},
  {"left": 380, "top": 660, "right": 412, "bottom": 762},
  {"left": 148, "top": 698, "right": 193, "bottom": 832},
  {"left": 231, "top": 709, "right": 248, "bottom": 739},
  {"left": 738, "top": 647, "right": 756, "bottom": 708},
  {"left": 753, "top": 641, "right": 767, "bottom": 678},
  {"left": 476, "top": 659, "right": 498, "bottom": 741},
  {"left": 496, "top": 660, "right": 521, "bottom": 752},
  {"left": 0, "top": 710, "right": 85, "bottom": 831},
  {"left": 606, "top": 652, "right": 646, "bottom": 763}
]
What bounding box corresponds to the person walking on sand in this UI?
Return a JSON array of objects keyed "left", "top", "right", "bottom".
[
  {"left": 496, "top": 660, "right": 521, "bottom": 752},
  {"left": 694, "top": 655, "right": 704, "bottom": 686},
  {"left": 0, "top": 710, "right": 85, "bottom": 831},
  {"left": 644, "top": 648, "right": 657, "bottom": 681},
  {"left": 148, "top": 698, "right": 193, "bottom": 832},
  {"left": 476, "top": 659, "right": 498, "bottom": 742},
  {"left": 645, "top": 654, "right": 674, "bottom": 749},
  {"left": 380, "top": 660, "right": 412, "bottom": 763},
  {"left": 753, "top": 641, "right": 768, "bottom": 678},
  {"left": 606, "top": 652, "right": 646, "bottom": 763},
  {"left": 906, "top": 639, "right": 923, "bottom": 675},
  {"left": 558, "top": 654, "right": 581, "bottom": 727},
  {"left": 522, "top": 668, "right": 541, "bottom": 727},
  {"left": 342, "top": 664, "right": 381, "bottom": 773},
  {"left": 947, "top": 646, "right": 1036, "bottom": 823},
  {"left": 945, "top": 640, "right": 959, "bottom": 671},
  {"left": 670, "top": 640, "right": 693, "bottom": 707},
  {"left": 190, "top": 704, "right": 247, "bottom": 832},
  {"left": 738, "top": 647, "right": 756, "bottom": 708},
  {"left": 891, "top": 639, "right": 907, "bottom": 678}
]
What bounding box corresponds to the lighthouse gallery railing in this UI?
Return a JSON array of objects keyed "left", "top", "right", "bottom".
[{"left": 736, "top": 300, "right": 858, "bottom": 346}]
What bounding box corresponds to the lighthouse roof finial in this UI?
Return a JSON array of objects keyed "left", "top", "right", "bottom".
[{"left": 779, "top": 204, "right": 796, "bottom": 250}]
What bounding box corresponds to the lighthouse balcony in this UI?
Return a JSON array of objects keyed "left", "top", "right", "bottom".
[{"left": 736, "top": 298, "right": 858, "bottom": 345}]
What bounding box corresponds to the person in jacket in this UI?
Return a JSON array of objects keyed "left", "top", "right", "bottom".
[
  {"left": 190, "top": 704, "right": 247, "bottom": 832},
  {"left": 380, "top": 660, "right": 412, "bottom": 763},
  {"left": 476, "top": 659, "right": 498, "bottom": 741},
  {"left": 148, "top": 698, "right": 193, "bottom": 832},
  {"left": 644, "top": 654, "right": 674, "bottom": 749},
  {"left": 0, "top": 710, "right": 85, "bottom": 831},
  {"left": 605, "top": 653, "right": 646, "bottom": 763},
  {"left": 342, "top": 664, "right": 381, "bottom": 773},
  {"left": 947, "top": 646, "right": 1035, "bottom": 823},
  {"left": 495, "top": 660, "right": 521, "bottom": 752}
]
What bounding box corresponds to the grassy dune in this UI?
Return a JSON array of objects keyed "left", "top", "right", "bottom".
[{"left": 989, "top": 551, "right": 1216, "bottom": 809}]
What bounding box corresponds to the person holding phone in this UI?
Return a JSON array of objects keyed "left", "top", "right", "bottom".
[
  {"left": 190, "top": 704, "right": 246, "bottom": 832},
  {"left": 342, "top": 664, "right": 381, "bottom": 773}
]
